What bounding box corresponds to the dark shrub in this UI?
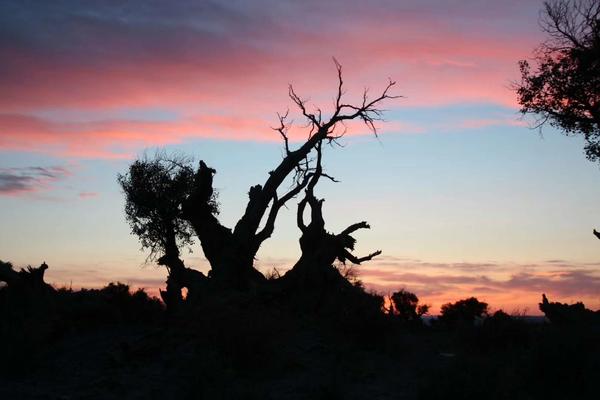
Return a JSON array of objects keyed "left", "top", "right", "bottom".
[
  {"left": 438, "top": 297, "right": 488, "bottom": 327},
  {"left": 390, "top": 289, "right": 429, "bottom": 322}
]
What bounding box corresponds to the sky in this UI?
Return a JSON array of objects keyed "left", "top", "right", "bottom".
[{"left": 1, "top": 0, "right": 599, "bottom": 314}]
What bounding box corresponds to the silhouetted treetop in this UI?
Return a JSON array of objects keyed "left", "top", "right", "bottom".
[
  {"left": 0, "top": 259, "right": 53, "bottom": 292},
  {"left": 118, "top": 153, "right": 213, "bottom": 309},
  {"left": 439, "top": 297, "right": 488, "bottom": 326},
  {"left": 390, "top": 289, "right": 430, "bottom": 322},
  {"left": 118, "top": 153, "right": 202, "bottom": 262},
  {"left": 539, "top": 293, "right": 600, "bottom": 325},
  {"left": 516, "top": 0, "right": 600, "bottom": 162}
]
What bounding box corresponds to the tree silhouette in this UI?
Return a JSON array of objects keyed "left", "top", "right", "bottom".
[
  {"left": 516, "top": 0, "right": 600, "bottom": 156},
  {"left": 120, "top": 61, "right": 397, "bottom": 300},
  {"left": 516, "top": 0, "right": 600, "bottom": 238},
  {"left": 539, "top": 293, "right": 600, "bottom": 325},
  {"left": 0, "top": 260, "right": 53, "bottom": 293},
  {"left": 118, "top": 153, "right": 208, "bottom": 308},
  {"left": 439, "top": 297, "right": 488, "bottom": 327},
  {"left": 390, "top": 289, "right": 430, "bottom": 322}
]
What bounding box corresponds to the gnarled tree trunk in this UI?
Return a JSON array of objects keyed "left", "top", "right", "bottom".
[
  {"left": 181, "top": 64, "right": 396, "bottom": 289},
  {"left": 158, "top": 225, "right": 208, "bottom": 309}
]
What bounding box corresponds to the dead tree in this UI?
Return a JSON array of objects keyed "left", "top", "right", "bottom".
[
  {"left": 180, "top": 61, "right": 396, "bottom": 288},
  {"left": 121, "top": 61, "right": 397, "bottom": 296},
  {"left": 281, "top": 141, "right": 381, "bottom": 289}
]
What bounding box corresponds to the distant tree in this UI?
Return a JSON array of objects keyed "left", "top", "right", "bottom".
[
  {"left": 0, "top": 259, "right": 52, "bottom": 292},
  {"left": 516, "top": 0, "right": 600, "bottom": 160},
  {"left": 390, "top": 289, "right": 430, "bottom": 321},
  {"left": 539, "top": 293, "right": 600, "bottom": 325},
  {"left": 439, "top": 297, "right": 488, "bottom": 326}
]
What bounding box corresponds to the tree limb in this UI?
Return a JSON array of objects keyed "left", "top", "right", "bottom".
[
  {"left": 341, "top": 221, "right": 371, "bottom": 236},
  {"left": 343, "top": 249, "right": 382, "bottom": 265}
]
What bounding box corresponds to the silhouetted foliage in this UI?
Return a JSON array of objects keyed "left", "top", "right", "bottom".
[
  {"left": 118, "top": 154, "right": 213, "bottom": 310},
  {"left": 390, "top": 289, "right": 430, "bottom": 322},
  {"left": 539, "top": 293, "right": 600, "bottom": 325},
  {"left": 438, "top": 297, "right": 489, "bottom": 327},
  {"left": 0, "top": 259, "right": 53, "bottom": 294},
  {"left": 55, "top": 282, "right": 163, "bottom": 325},
  {"left": 0, "top": 263, "right": 163, "bottom": 377},
  {"left": 117, "top": 153, "right": 199, "bottom": 262},
  {"left": 516, "top": 0, "right": 600, "bottom": 162}
]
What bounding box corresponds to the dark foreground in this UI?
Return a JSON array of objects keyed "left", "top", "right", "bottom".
[{"left": 1, "top": 282, "right": 599, "bottom": 400}]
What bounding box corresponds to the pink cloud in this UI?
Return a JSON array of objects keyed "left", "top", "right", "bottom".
[
  {"left": 0, "top": 113, "right": 278, "bottom": 158},
  {"left": 0, "top": 1, "right": 538, "bottom": 113},
  {"left": 0, "top": 109, "right": 426, "bottom": 158},
  {"left": 0, "top": 0, "right": 540, "bottom": 158}
]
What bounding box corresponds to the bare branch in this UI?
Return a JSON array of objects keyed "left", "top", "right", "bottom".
[
  {"left": 341, "top": 221, "right": 371, "bottom": 236},
  {"left": 234, "top": 60, "right": 398, "bottom": 260},
  {"left": 335, "top": 78, "right": 401, "bottom": 136},
  {"left": 254, "top": 147, "right": 336, "bottom": 244},
  {"left": 343, "top": 249, "right": 382, "bottom": 265},
  {"left": 289, "top": 85, "right": 321, "bottom": 129},
  {"left": 273, "top": 110, "right": 292, "bottom": 156},
  {"left": 333, "top": 57, "right": 344, "bottom": 110}
]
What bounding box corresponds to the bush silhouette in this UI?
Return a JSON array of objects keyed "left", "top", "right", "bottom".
[
  {"left": 539, "top": 293, "right": 600, "bottom": 326},
  {"left": 389, "top": 289, "right": 429, "bottom": 322},
  {"left": 438, "top": 297, "right": 488, "bottom": 327}
]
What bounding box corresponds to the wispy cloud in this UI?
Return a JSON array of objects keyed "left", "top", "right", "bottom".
[
  {"left": 0, "top": 111, "right": 426, "bottom": 158},
  {"left": 0, "top": 166, "right": 72, "bottom": 196}
]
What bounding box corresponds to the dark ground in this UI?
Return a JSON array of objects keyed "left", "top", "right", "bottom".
[{"left": 1, "top": 283, "right": 598, "bottom": 400}]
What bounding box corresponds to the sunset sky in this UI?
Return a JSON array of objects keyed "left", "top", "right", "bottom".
[{"left": 1, "top": 0, "right": 599, "bottom": 313}]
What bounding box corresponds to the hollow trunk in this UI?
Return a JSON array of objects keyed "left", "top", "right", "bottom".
[{"left": 158, "top": 228, "right": 208, "bottom": 310}]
